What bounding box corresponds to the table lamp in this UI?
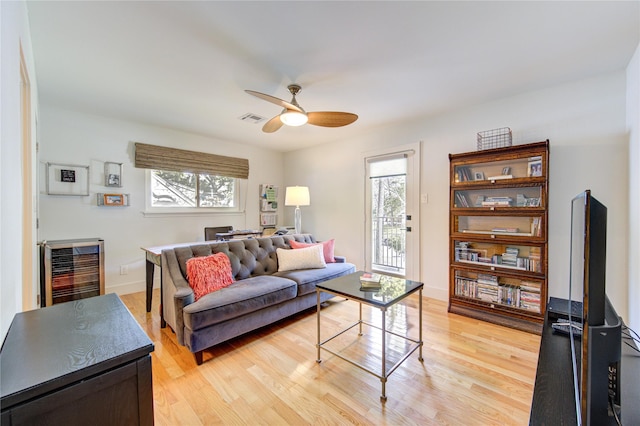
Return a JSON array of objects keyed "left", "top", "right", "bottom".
[{"left": 285, "top": 186, "right": 310, "bottom": 234}]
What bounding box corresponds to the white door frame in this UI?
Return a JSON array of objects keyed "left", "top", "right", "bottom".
[{"left": 363, "top": 142, "right": 421, "bottom": 280}]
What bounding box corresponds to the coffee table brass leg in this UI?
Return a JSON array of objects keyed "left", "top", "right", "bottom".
[
  {"left": 381, "top": 307, "right": 387, "bottom": 400},
  {"left": 419, "top": 288, "right": 424, "bottom": 362},
  {"left": 358, "top": 302, "right": 363, "bottom": 336},
  {"left": 316, "top": 290, "right": 321, "bottom": 363},
  {"left": 380, "top": 378, "right": 387, "bottom": 402}
]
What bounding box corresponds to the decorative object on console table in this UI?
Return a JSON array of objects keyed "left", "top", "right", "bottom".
[
  {"left": 449, "top": 140, "right": 549, "bottom": 334},
  {"left": 285, "top": 186, "right": 310, "bottom": 234},
  {"left": 46, "top": 163, "right": 90, "bottom": 196},
  {"left": 104, "top": 161, "right": 123, "bottom": 187}
]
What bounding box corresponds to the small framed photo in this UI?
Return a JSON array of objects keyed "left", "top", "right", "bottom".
[
  {"left": 104, "top": 162, "right": 123, "bottom": 187},
  {"left": 474, "top": 171, "right": 485, "bottom": 181},
  {"left": 104, "top": 193, "right": 124, "bottom": 206},
  {"left": 46, "top": 163, "right": 90, "bottom": 196},
  {"left": 502, "top": 166, "right": 511, "bottom": 175},
  {"left": 528, "top": 158, "right": 543, "bottom": 177}
]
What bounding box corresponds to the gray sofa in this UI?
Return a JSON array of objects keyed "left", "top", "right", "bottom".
[{"left": 161, "top": 234, "right": 356, "bottom": 364}]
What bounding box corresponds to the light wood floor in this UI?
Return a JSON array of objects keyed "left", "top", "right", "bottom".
[{"left": 120, "top": 289, "right": 540, "bottom": 425}]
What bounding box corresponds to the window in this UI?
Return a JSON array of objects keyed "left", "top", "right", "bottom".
[
  {"left": 149, "top": 170, "right": 238, "bottom": 210},
  {"left": 368, "top": 157, "right": 407, "bottom": 275}
]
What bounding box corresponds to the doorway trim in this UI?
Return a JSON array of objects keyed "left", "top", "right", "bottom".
[{"left": 20, "top": 44, "right": 36, "bottom": 310}]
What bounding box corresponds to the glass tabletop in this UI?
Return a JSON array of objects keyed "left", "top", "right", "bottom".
[{"left": 316, "top": 271, "right": 423, "bottom": 308}]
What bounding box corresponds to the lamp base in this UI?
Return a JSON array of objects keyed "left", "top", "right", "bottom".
[{"left": 294, "top": 207, "right": 302, "bottom": 234}]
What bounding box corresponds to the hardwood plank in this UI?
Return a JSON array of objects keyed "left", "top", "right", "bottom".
[{"left": 119, "top": 289, "right": 540, "bottom": 425}]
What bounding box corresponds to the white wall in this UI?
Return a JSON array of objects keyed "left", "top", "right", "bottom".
[
  {"left": 38, "top": 105, "right": 284, "bottom": 295},
  {"left": 1, "top": 1, "right": 39, "bottom": 339},
  {"left": 627, "top": 43, "right": 639, "bottom": 334},
  {"left": 285, "top": 71, "right": 631, "bottom": 322}
]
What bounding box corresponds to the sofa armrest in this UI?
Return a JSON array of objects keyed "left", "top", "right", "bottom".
[
  {"left": 161, "top": 249, "right": 195, "bottom": 346},
  {"left": 334, "top": 255, "right": 347, "bottom": 263}
]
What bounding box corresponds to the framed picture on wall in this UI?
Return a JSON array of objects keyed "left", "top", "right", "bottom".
[
  {"left": 104, "top": 162, "right": 123, "bottom": 187},
  {"left": 46, "top": 163, "right": 90, "bottom": 196},
  {"left": 103, "top": 193, "right": 124, "bottom": 206}
]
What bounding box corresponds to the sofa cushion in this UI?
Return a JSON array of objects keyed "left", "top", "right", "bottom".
[
  {"left": 275, "top": 262, "right": 356, "bottom": 296},
  {"left": 276, "top": 245, "right": 326, "bottom": 272},
  {"left": 289, "top": 239, "right": 336, "bottom": 263},
  {"left": 183, "top": 275, "right": 297, "bottom": 331},
  {"left": 186, "top": 253, "right": 234, "bottom": 301}
]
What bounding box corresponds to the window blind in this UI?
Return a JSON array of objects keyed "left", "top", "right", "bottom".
[{"left": 134, "top": 142, "right": 249, "bottom": 179}]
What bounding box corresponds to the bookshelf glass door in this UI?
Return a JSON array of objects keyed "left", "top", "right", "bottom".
[
  {"left": 453, "top": 269, "right": 542, "bottom": 314},
  {"left": 453, "top": 215, "right": 544, "bottom": 239},
  {"left": 453, "top": 186, "right": 543, "bottom": 209},
  {"left": 453, "top": 240, "right": 543, "bottom": 273}
]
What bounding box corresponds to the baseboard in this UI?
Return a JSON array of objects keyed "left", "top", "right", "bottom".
[
  {"left": 106, "top": 280, "right": 159, "bottom": 296},
  {"left": 424, "top": 284, "right": 448, "bottom": 302}
]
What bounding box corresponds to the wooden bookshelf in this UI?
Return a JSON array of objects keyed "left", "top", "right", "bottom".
[{"left": 448, "top": 140, "right": 549, "bottom": 334}]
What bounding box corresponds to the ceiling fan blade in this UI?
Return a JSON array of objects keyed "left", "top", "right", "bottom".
[
  {"left": 307, "top": 111, "right": 358, "bottom": 127},
  {"left": 245, "top": 90, "right": 304, "bottom": 113},
  {"left": 262, "top": 115, "right": 284, "bottom": 133}
]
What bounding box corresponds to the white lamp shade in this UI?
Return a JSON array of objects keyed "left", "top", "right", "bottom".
[{"left": 285, "top": 186, "right": 310, "bottom": 206}]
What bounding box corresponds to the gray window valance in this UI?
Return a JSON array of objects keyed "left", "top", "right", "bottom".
[{"left": 134, "top": 142, "right": 249, "bottom": 179}]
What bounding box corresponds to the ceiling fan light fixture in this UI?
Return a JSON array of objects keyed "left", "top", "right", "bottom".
[{"left": 280, "top": 110, "right": 308, "bottom": 127}]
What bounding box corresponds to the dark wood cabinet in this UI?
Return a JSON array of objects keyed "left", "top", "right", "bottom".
[{"left": 1, "top": 294, "right": 154, "bottom": 425}]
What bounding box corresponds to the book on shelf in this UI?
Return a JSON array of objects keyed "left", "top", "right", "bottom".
[
  {"left": 492, "top": 227, "right": 519, "bottom": 233},
  {"left": 486, "top": 174, "right": 513, "bottom": 181},
  {"left": 455, "top": 192, "right": 469, "bottom": 207},
  {"left": 481, "top": 196, "right": 513, "bottom": 207},
  {"left": 360, "top": 273, "right": 382, "bottom": 289},
  {"left": 456, "top": 166, "right": 472, "bottom": 182}
]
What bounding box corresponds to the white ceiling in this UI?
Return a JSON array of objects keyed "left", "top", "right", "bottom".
[{"left": 26, "top": 1, "right": 640, "bottom": 152}]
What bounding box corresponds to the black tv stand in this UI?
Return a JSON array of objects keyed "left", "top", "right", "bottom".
[{"left": 530, "top": 305, "right": 639, "bottom": 425}]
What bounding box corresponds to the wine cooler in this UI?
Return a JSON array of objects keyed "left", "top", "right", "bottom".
[{"left": 40, "top": 238, "right": 105, "bottom": 307}]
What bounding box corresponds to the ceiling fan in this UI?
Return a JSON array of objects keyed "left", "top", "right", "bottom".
[{"left": 245, "top": 84, "right": 358, "bottom": 133}]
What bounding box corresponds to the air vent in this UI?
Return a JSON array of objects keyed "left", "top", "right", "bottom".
[{"left": 238, "top": 113, "right": 265, "bottom": 124}]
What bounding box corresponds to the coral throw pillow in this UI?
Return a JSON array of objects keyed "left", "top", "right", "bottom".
[
  {"left": 186, "top": 253, "right": 234, "bottom": 301},
  {"left": 289, "top": 239, "right": 336, "bottom": 263}
]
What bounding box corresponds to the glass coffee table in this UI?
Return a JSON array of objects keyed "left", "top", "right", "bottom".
[{"left": 316, "top": 271, "right": 423, "bottom": 401}]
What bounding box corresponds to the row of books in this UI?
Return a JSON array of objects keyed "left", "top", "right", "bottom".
[
  {"left": 455, "top": 242, "right": 542, "bottom": 272},
  {"left": 481, "top": 196, "right": 513, "bottom": 207},
  {"left": 454, "top": 275, "right": 541, "bottom": 313},
  {"left": 491, "top": 253, "right": 542, "bottom": 272},
  {"left": 456, "top": 166, "right": 473, "bottom": 182},
  {"left": 455, "top": 192, "right": 471, "bottom": 207},
  {"left": 530, "top": 218, "right": 542, "bottom": 237},
  {"left": 455, "top": 193, "right": 543, "bottom": 209}
]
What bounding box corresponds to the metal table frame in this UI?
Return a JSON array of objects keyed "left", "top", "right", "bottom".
[{"left": 316, "top": 279, "right": 423, "bottom": 401}]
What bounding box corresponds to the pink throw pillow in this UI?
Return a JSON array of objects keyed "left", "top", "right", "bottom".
[
  {"left": 290, "top": 239, "right": 336, "bottom": 263},
  {"left": 186, "top": 253, "right": 234, "bottom": 301}
]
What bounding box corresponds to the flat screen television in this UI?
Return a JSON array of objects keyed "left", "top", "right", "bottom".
[{"left": 568, "top": 190, "right": 622, "bottom": 425}]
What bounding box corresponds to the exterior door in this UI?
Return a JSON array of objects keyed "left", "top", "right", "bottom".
[{"left": 364, "top": 143, "right": 420, "bottom": 280}]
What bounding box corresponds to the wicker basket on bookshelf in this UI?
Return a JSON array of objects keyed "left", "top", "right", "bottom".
[{"left": 477, "top": 127, "right": 512, "bottom": 150}]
